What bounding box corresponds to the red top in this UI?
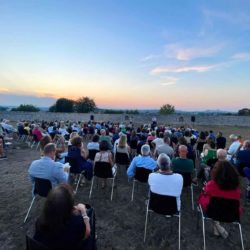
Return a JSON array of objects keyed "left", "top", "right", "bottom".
[
  {"left": 198, "top": 180, "right": 242, "bottom": 213},
  {"left": 32, "top": 128, "right": 43, "bottom": 141}
]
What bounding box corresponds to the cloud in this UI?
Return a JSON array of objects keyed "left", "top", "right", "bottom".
[
  {"left": 0, "top": 88, "right": 9, "bottom": 92},
  {"left": 141, "top": 54, "right": 161, "bottom": 62},
  {"left": 160, "top": 76, "right": 179, "bottom": 86},
  {"left": 151, "top": 65, "right": 214, "bottom": 75},
  {"left": 164, "top": 43, "right": 223, "bottom": 61},
  {"left": 231, "top": 52, "right": 250, "bottom": 61}
]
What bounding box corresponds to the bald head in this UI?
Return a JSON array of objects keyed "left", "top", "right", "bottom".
[
  {"left": 216, "top": 149, "right": 227, "bottom": 161},
  {"left": 178, "top": 145, "right": 188, "bottom": 158}
]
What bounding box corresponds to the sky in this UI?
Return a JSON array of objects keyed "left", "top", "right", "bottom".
[{"left": 0, "top": 0, "right": 250, "bottom": 111}]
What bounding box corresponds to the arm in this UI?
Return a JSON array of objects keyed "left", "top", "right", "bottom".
[
  {"left": 54, "top": 163, "right": 69, "bottom": 184},
  {"left": 75, "top": 204, "right": 91, "bottom": 239},
  {"left": 127, "top": 157, "right": 137, "bottom": 178},
  {"left": 108, "top": 152, "right": 113, "bottom": 165}
]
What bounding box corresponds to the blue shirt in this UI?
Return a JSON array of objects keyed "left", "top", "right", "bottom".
[
  {"left": 127, "top": 155, "right": 157, "bottom": 178},
  {"left": 28, "top": 156, "right": 68, "bottom": 188}
]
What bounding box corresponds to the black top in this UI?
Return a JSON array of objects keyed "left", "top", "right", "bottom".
[
  {"left": 216, "top": 136, "right": 226, "bottom": 149},
  {"left": 34, "top": 214, "right": 85, "bottom": 250}
]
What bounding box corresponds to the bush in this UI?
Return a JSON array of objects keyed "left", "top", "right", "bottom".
[
  {"left": 159, "top": 104, "right": 175, "bottom": 115},
  {"left": 11, "top": 104, "right": 40, "bottom": 112}
]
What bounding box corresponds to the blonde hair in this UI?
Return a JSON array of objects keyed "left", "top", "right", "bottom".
[{"left": 118, "top": 134, "right": 127, "bottom": 148}]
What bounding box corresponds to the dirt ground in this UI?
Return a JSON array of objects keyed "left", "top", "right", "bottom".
[{"left": 0, "top": 125, "right": 250, "bottom": 250}]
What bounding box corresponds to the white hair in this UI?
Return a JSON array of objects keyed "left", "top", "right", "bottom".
[
  {"left": 157, "top": 153, "right": 171, "bottom": 170},
  {"left": 141, "top": 144, "right": 150, "bottom": 156}
]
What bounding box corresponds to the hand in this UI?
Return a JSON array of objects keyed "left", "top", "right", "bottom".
[{"left": 75, "top": 203, "right": 87, "bottom": 214}]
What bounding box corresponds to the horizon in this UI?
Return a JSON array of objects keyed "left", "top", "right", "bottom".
[{"left": 1, "top": 1, "right": 250, "bottom": 111}]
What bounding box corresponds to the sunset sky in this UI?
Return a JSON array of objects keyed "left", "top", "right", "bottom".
[{"left": 0, "top": 0, "right": 250, "bottom": 111}]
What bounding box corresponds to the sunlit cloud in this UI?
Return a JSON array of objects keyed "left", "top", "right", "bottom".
[
  {"left": 164, "top": 43, "right": 223, "bottom": 61},
  {"left": 0, "top": 87, "right": 9, "bottom": 92},
  {"left": 151, "top": 65, "right": 214, "bottom": 75},
  {"left": 231, "top": 52, "right": 250, "bottom": 61}
]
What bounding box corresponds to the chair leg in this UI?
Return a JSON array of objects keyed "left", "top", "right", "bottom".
[
  {"left": 131, "top": 180, "right": 135, "bottom": 201},
  {"left": 24, "top": 196, "right": 36, "bottom": 223},
  {"left": 144, "top": 207, "right": 149, "bottom": 242},
  {"left": 89, "top": 177, "right": 94, "bottom": 199},
  {"left": 191, "top": 185, "right": 194, "bottom": 210},
  {"left": 238, "top": 223, "right": 244, "bottom": 250},
  {"left": 178, "top": 213, "right": 181, "bottom": 250},
  {"left": 75, "top": 174, "right": 81, "bottom": 194},
  {"left": 202, "top": 217, "right": 206, "bottom": 250},
  {"left": 36, "top": 142, "right": 40, "bottom": 151},
  {"left": 111, "top": 177, "right": 115, "bottom": 201}
]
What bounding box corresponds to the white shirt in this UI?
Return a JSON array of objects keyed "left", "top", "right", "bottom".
[
  {"left": 152, "top": 138, "right": 164, "bottom": 148},
  {"left": 148, "top": 172, "right": 183, "bottom": 210}
]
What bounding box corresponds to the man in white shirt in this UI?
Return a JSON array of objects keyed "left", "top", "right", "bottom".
[{"left": 148, "top": 153, "right": 183, "bottom": 211}]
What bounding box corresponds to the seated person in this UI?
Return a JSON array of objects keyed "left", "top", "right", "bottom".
[
  {"left": 28, "top": 143, "right": 69, "bottom": 188},
  {"left": 172, "top": 145, "right": 194, "bottom": 174},
  {"left": 227, "top": 134, "right": 241, "bottom": 163},
  {"left": 148, "top": 153, "right": 183, "bottom": 211},
  {"left": 94, "top": 140, "right": 114, "bottom": 188},
  {"left": 87, "top": 134, "right": 100, "bottom": 151},
  {"left": 236, "top": 140, "right": 250, "bottom": 176},
  {"left": 34, "top": 184, "right": 95, "bottom": 250},
  {"left": 155, "top": 135, "right": 174, "bottom": 159},
  {"left": 99, "top": 129, "right": 113, "bottom": 150},
  {"left": 32, "top": 124, "right": 44, "bottom": 141},
  {"left": 67, "top": 136, "right": 93, "bottom": 180},
  {"left": 127, "top": 144, "right": 157, "bottom": 179},
  {"left": 198, "top": 160, "right": 241, "bottom": 239},
  {"left": 216, "top": 132, "right": 226, "bottom": 149},
  {"left": 115, "top": 134, "right": 130, "bottom": 160}
]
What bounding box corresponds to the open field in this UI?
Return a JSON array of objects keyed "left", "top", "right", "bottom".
[{"left": 0, "top": 125, "right": 250, "bottom": 250}]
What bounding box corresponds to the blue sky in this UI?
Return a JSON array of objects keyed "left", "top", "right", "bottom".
[{"left": 0, "top": 0, "right": 250, "bottom": 111}]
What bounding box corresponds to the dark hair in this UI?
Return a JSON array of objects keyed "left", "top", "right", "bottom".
[
  {"left": 99, "top": 140, "right": 109, "bottom": 151},
  {"left": 71, "top": 136, "right": 82, "bottom": 148},
  {"left": 92, "top": 134, "right": 99, "bottom": 143},
  {"left": 36, "top": 184, "right": 74, "bottom": 233},
  {"left": 199, "top": 131, "right": 206, "bottom": 140},
  {"left": 40, "top": 135, "right": 52, "bottom": 150},
  {"left": 212, "top": 160, "right": 239, "bottom": 190}
]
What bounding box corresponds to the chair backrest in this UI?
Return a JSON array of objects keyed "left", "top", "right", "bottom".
[
  {"left": 88, "top": 149, "right": 99, "bottom": 161},
  {"left": 34, "top": 178, "right": 52, "bottom": 198},
  {"left": 134, "top": 167, "right": 152, "bottom": 182},
  {"left": 206, "top": 197, "right": 240, "bottom": 222},
  {"left": 94, "top": 161, "right": 113, "bottom": 178},
  {"left": 65, "top": 156, "right": 81, "bottom": 174},
  {"left": 115, "top": 152, "right": 130, "bottom": 165},
  {"left": 32, "top": 134, "right": 39, "bottom": 142},
  {"left": 26, "top": 234, "right": 48, "bottom": 250},
  {"left": 149, "top": 191, "right": 178, "bottom": 215},
  {"left": 173, "top": 171, "right": 191, "bottom": 187}
]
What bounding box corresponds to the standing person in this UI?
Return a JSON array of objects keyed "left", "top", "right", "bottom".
[
  {"left": 198, "top": 160, "right": 241, "bottom": 239},
  {"left": 28, "top": 143, "right": 69, "bottom": 187},
  {"left": 34, "top": 184, "right": 95, "bottom": 249}
]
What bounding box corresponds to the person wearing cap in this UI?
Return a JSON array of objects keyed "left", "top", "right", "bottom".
[
  {"left": 148, "top": 153, "right": 183, "bottom": 211},
  {"left": 127, "top": 144, "right": 157, "bottom": 179}
]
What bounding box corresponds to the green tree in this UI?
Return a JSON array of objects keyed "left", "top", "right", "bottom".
[
  {"left": 238, "top": 108, "right": 250, "bottom": 116},
  {"left": 49, "top": 98, "right": 74, "bottom": 112},
  {"left": 159, "top": 104, "right": 175, "bottom": 115},
  {"left": 11, "top": 104, "right": 40, "bottom": 112},
  {"left": 75, "top": 97, "right": 96, "bottom": 113}
]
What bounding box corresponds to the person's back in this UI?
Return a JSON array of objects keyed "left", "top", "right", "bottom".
[
  {"left": 148, "top": 153, "right": 183, "bottom": 210},
  {"left": 172, "top": 145, "right": 194, "bottom": 173},
  {"left": 28, "top": 143, "right": 68, "bottom": 187},
  {"left": 34, "top": 184, "right": 93, "bottom": 250}
]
